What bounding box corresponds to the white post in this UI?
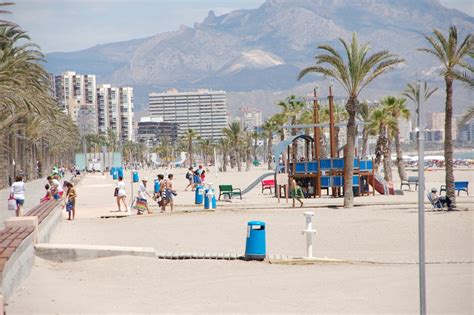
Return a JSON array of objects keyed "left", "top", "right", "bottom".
[{"left": 301, "top": 211, "right": 317, "bottom": 258}]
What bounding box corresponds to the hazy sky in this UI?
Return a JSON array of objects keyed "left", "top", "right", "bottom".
[{"left": 9, "top": 0, "right": 474, "bottom": 53}]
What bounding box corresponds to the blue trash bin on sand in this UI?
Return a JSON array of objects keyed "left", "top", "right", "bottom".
[
  {"left": 117, "top": 167, "right": 124, "bottom": 178},
  {"left": 195, "top": 185, "right": 204, "bottom": 204},
  {"left": 110, "top": 167, "right": 115, "bottom": 176},
  {"left": 112, "top": 169, "right": 118, "bottom": 180},
  {"left": 133, "top": 171, "right": 139, "bottom": 183},
  {"left": 245, "top": 221, "right": 266, "bottom": 261}
]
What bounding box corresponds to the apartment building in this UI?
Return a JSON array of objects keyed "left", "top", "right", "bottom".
[
  {"left": 240, "top": 107, "right": 263, "bottom": 131},
  {"left": 54, "top": 71, "right": 96, "bottom": 122},
  {"left": 149, "top": 89, "right": 227, "bottom": 140}
]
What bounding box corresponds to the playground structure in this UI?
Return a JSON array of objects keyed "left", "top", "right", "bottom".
[{"left": 272, "top": 86, "right": 394, "bottom": 198}]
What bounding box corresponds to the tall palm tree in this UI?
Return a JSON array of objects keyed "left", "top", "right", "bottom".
[
  {"left": 298, "top": 33, "right": 403, "bottom": 207},
  {"left": 357, "top": 101, "right": 371, "bottom": 159},
  {"left": 382, "top": 96, "right": 411, "bottom": 181},
  {"left": 262, "top": 118, "right": 278, "bottom": 170},
  {"left": 402, "top": 82, "right": 438, "bottom": 132},
  {"left": 419, "top": 26, "right": 473, "bottom": 204},
  {"left": 217, "top": 137, "right": 230, "bottom": 172},
  {"left": 181, "top": 129, "right": 199, "bottom": 168},
  {"left": 277, "top": 95, "right": 306, "bottom": 161},
  {"left": 368, "top": 105, "right": 397, "bottom": 181},
  {"left": 223, "top": 122, "right": 243, "bottom": 172},
  {"left": 198, "top": 138, "right": 213, "bottom": 166}
]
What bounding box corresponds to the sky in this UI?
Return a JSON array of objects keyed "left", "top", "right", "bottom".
[{"left": 8, "top": 0, "right": 474, "bottom": 53}]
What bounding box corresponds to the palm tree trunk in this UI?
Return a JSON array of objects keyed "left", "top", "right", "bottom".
[
  {"left": 222, "top": 150, "right": 228, "bottom": 172},
  {"left": 361, "top": 128, "right": 369, "bottom": 159},
  {"left": 343, "top": 98, "right": 358, "bottom": 207},
  {"left": 444, "top": 77, "right": 456, "bottom": 205},
  {"left": 236, "top": 148, "right": 242, "bottom": 172},
  {"left": 383, "top": 132, "right": 393, "bottom": 182},
  {"left": 267, "top": 135, "right": 273, "bottom": 170},
  {"left": 394, "top": 130, "right": 407, "bottom": 181},
  {"left": 246, "top": 147, "right": 251, "bottom": 171}
]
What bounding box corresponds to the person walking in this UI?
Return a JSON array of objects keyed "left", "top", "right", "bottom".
[
  {"left": 161, "top": 174, "right": 175, "bottom": 212},
  {"left": 290, "top": 177, "right": 304, "bottom": 208},
  {"left": 65, "top": 182, "right": 77, "bottom": 220},
  {"left": 136, "top": 177, "right": 152, "bottom": 215},
  {"left": 115, "top": 176, "right": 128, "bottom": 212},
  {"left": 185, "top": 167, "right": 194, "bottom": 191},
  {"left": 10, "top": 176, "right": 25, "bottom": 216}
]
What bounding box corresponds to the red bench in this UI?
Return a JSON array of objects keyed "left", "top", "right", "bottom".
[{"left": 261, "top": 179, "right": 275, "bottom": 194}]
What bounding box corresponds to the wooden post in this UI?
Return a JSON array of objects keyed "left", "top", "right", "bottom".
[
  {"left": 328, "top": 85, "right": 336, "bottom": 158},
  {"left": 313, "top": 88, "right": 320, "bottom": 159}
]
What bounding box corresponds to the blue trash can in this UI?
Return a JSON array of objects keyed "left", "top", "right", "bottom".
[
  {"left": 110, "top": 167, "right": 115, "bottom": 176},
  {"left": 245, "top": 221, "right": 266, "bottom": 261},
  {"left": 195, "top": 185, "right": 204, "bottom": 204},
  {"left": 133, "top": 171, "right": 139, "bottom": 183},
  {"left": 117, "top": 167, "right": 124, "bottom": 178},
  {"left": 154, "top": 179, "right": 160, "bottom": 193},
  {"left": 112, "top": 169, "right": 118, "bottom": 180}
]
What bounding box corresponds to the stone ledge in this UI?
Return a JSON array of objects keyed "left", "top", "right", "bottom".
[{"left": 35, "top": 243, "right": 157, "bottom": 262}]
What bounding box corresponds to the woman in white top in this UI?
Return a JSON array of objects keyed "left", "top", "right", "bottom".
[
  {"left": 115, "top": 176, "right": 128, "bottom": 212},
  {"left": 137, "top": 177, "right": 152, "bottom": 214},
  {"left": 10, "top": 175, "right": 25, "bottom": 217}
]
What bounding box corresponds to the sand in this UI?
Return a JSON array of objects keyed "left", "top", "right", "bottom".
[{"left": 5, "top": 166, "right": 474, "bottom": 314}]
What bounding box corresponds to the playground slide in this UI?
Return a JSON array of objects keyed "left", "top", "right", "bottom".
[
  {"left": 172, "top": 152, "right": 187, "bottom": 166},
  {"left": 241, "top": 172, "right": 275, "bottom": 195},
  {"left": 367, "top": 173, "right": 395, "bottom": 195}
]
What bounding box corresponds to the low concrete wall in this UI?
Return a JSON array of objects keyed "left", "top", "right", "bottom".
[
  {"left": 35, "top": 244, "right": 156, "bottom": 262},
  {"left": 0, "top": 232, "right": 35, "bottom": 301}
]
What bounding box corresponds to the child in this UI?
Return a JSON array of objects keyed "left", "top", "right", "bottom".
[
  {"left": 65, "top": 182, "right": 77, "bottom": 220},
  {"left": 40, "top": 184, "right": 52, "bottom": 203}
]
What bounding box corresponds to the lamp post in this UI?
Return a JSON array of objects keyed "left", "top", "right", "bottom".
[{"left": 417, "top": 80, "right": 427, "bottom": 315}]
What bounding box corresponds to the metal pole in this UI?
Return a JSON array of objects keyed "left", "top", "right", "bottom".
[{"left": 417, "top": 81, "right": 426, "bottom": 315}]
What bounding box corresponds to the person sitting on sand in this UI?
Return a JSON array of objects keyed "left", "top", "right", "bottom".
[
  {"left": 290, "top": 177, "right": 304, "bottom": 208},
  {"left": 429, "top": 188, "right": 454, "bottom": 211}
]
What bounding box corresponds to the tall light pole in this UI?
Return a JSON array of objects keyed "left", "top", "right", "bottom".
[{"left": 417, "top": 80, "right": 427, "bottom": 315}]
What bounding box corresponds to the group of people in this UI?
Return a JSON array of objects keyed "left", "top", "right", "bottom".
[
  {"left": 9, "top": 169, "right": 77, "bottom": 220},
  {"left": 185, "top": 165, "right": 206, "bottom": 191},
  {"left": 114, "top": 173, "right": 176, "bottom": 215}
]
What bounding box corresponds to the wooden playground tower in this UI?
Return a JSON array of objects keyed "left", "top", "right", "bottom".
[{"left": 278, "top": 86, "right": 375, "bottom": 198}]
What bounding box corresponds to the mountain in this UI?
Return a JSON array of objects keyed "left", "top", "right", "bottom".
[{"left": 45, "top": 0, "right": 474, "bottom": 117}]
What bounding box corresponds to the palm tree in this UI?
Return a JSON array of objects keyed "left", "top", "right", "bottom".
[
  {"left": 298, "top": 33, "right": 403, "bottom": 207},
  {"left": 458, "top": 106, "right": 474, "bottom": 127},
  {"left": 357, "top": 101, "right": 371, "bottom": 159},
  {"left": 384, "top": 96, "right": 411, "bottom": 181},
  {"left": 402, "top": 82, "right": 438, "bottom": 132},
  {"left": 223, "top": 122, "right": 243, "bottom": 171},
  {"left": 217, "top": 137, "right": 230, "bottom": 172},
  {"left": 181, "top": 129, "right": 199, "bottom": 168},
  {"left": 262, "top": 118, "right": 278, "bottom": 170},
  {"left": 277, "top": 95, "right": 305, "bottom": 161},
  {"left": 106, "top": 128, "right": 118, "bottom": 152},
  {"left": 199, "top": 138, "right": 213, "bottom": 166},
  {"left": 419, "top": 26, "right": 473, "bottom": 204},
  {"left": 368, "top": 105, "right": 397, "bottom": 181},
  {"left": 154, "top": 136, "right": 174, "bottom": 165}
]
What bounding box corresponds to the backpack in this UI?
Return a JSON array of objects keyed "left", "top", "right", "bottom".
[{"left": 185, "top": 172, "right": 191, "bottom": 180}]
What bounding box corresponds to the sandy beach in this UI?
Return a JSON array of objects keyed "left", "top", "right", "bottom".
[{"left": 6, "top": 166, "right": 474, "bottom": 314}]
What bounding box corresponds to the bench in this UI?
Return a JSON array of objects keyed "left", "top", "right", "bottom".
[
  {"left": 25, "top": 200, "right": 61, "bottom": 224},
  {"left": 400, "top": 176, "right": 419, "bottom": 190},
  {"left": 218, "top": 185, "right": 242, "bottom": 200},
  {"left": 261, "top": 179, "right": 275, "bottom": 194},
  {"left": 440, "top": 181, "right": 469, "bottom": 196}
]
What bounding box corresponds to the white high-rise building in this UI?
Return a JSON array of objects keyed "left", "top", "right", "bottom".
[
  {"left": 149, "top": 88, "right": 227, "bottom": 140},
  {"left": 96, "top": 84, "right": 134, "bottom": 142},
  {"left": 398, "top": 118, "right": 412, "bottom": 143},
  {"left": 54, "top": 71, "right": 96, "bottom": 122},
  {"left": 240, "top": 107, "right": 263, "bottom": 131}
]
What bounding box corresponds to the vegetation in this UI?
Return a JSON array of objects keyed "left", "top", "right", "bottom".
[
  {"left": 298, "top": 33, "right": 403, "bottom": 207},
  {"left": 419, "top": 25, "right": 473, "bottom": 204},
  {"left": 0, "top": 4, "right": 80, "bottom": 188}
]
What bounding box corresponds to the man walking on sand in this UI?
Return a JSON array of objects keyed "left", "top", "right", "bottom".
[
  {"left": 161, "top": 174, "right": 175, "bottom": 212},
  {"left": 290, "top": 177, "right": 304, "bottom": 208}
]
